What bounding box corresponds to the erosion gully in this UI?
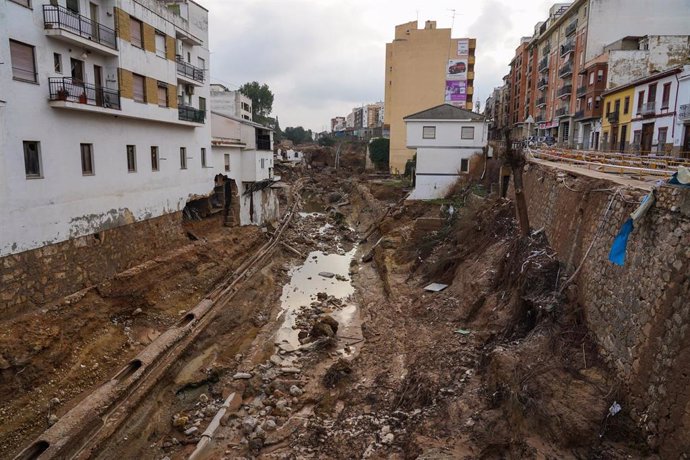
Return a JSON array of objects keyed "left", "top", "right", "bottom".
[{"left": 91, "top": 181, "right": 372, "bottom": 459}]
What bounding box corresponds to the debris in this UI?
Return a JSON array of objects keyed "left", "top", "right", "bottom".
[
  {"left": 184, "top": 427, "right": 198, "bottom": 436},
  {"left": 608, "top": 401, "right": 622, "bottom": 417},
  {"left": 318, "top": 272, "right": 336, "bottom": 278},
  {"left": 323, "top": 359, "right": 352, "bottom": 388},
  {"left": 289, "top": 385, "right": 304, "bottom": 397},
  {"left": 242, "top": 416, "right": 258, "bottom": 434},
  {"left": 233, "top": 372, "right": 253, "bottom": 380},
  {"left": 454, "top": 329, "right": 471, "bottom": 335},
  {"left": 424, "top": 283, "right": 448, "bottom": 292},
  {"left": 47, "top": 414, "right": 58, "bottom": 426}
]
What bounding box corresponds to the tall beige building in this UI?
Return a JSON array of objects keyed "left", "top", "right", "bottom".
[{"left": 385, "top": 20, "right": 476, "bottom": 172}]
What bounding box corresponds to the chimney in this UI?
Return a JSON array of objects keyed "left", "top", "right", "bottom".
[{"left": 424, "top": 20, "right": 436, "bottom": 30}]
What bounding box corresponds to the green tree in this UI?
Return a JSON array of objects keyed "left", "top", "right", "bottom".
[
  {"left": 319, "top": 136, "right": 335, "bottom": 147},
  {"left": 239, "top": 81, "right": 274, "bottom": 123},
  {"left": 284, "top": 126, "right": 313, "bottom": 145},
  {"left": 369, "top": 138, "right": 390, "bottom": 170}
]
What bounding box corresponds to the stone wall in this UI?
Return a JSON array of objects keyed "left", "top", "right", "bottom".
[
  {"left": 521, "top": 164, "right": 690, "bottom": 456},
  {"left": 1, "top": 212, "right": 187, "bottom": 315}
]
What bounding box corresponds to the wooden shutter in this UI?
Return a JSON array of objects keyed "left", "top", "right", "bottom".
[
  {"left": 130, "top": 18, "right": 142, "bottom": 47},
  {"left": 133, "top": 74, "right": 145, "bottom": 102},
  {"left": 10, "top": 40, "right": 36, "bottom": 82},
  {"left": 157, "top": 84, "right": 167, "bottom": 107}
]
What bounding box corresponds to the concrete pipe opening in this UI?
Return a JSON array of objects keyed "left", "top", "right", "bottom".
[
  {"left": 177, "top": 312, "right": 196, "bottom": 327},
  {"left": 112, "top": 359, "right": 143, "bottom": 383},
  {"left": 15, "top": 440, "right": 50, "bottom": 460}
]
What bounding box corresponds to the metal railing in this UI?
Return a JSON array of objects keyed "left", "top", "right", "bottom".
[
  {"left": 560, "top": 39, "right": 575, "bottom": 57},
  {"left": 607, "top": 111, "right": 619, "bottom": 123},
  {"left": 565, "top": 20, "right": 577, "bottom": 36},
  {"left": 538, "top": 56, "right": 549, "bottom": 72},
  {"left": 558, "top": 62, "right": 573, "bottom": 78},
  {"left": 538, "top": 78, "right": 548, "bottom": 89},
  {"left": 638, "top": 101, "right": 656, "bottom": 116},
  {"left": 576, "top": 85, "right": 587, "bottom": 97},
  {"left": 179, "top": 105, "right": 205, "bottom": 123},
  {"left": 43, "top": 4, "right": 116, "bottom": 50},
  {"left": 557, "top": 84, "right": 573, "bottom": 97},
  {"left": 536, "top": 96, "right": 546, "bottom": 107},
  {"left": 556, "top": 107, "right": 568, "bottom": 117},
  {"left": 256, "top": 138, "right": 272, "bottom": 151},
  {"left": 176, "top": 57, "right": 204, "bottom": 83},
  {"left": 574, "top": 110, "right": 585, "bottom": 119},
  {"left": 680, "top": 103, "right": 690, "bottom": 120},
  {"left": 48, "top": 77, "right": 121, "bottom": 110}
]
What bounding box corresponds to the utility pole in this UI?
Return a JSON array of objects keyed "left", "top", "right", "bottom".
[{"left": 504, "top": 130, "right": 530, "bottom": 237}]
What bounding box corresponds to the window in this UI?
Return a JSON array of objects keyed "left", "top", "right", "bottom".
[
  {"left": 461, "top": 126, "right": 475, "bottom": 140},
  {"left": 10, "top": 0, "right": 31, "bottom": 8},
  {"left": 66, "top": 0, "right": 79, "bottom": 13},
  {"left": 80, "top": 144, "right": 94, "bottom": 175},
  {"left": 126, "top": 145, "right": 136, "bottom": 172},
  {"left": 151, "top": 146, "right": 159, "bottom": 171},
  {"left": 224, "top": 154, "right": 230, "bottom": 172},
  {"left": 661, "top": 83, "right": 671, "bottom": 109},
  {"left": 624, "top": 96, "right": 630, "bottom": 115},
  {"left": 157, "top": 82, "right": 168, "bottom": 107},
  {"left": 9, "top": 40, "right": 37, "bottom": 83},
  {"left": 658, "top": 127, "right": 668, "bottom": 148},
  {"left": 422, "top": 126, "right": 436, "bottom": 139},
  {"left": 199, "top": 96, "right": 206, "bottom": 112},
  {"left": 587, "top": 97, "right": 592, "bottom": 111},
  {"left": 606, "top": 101, "right": 611, "bottom": 116},
  {"left": 260, "top": 158, "right": 266, "bottom": 169},
  {"left": 633, "top": 130, "right": 641, "bottom": 146},
  {"left": 597, "top": 69, "right": 604, "bottom": 82},
  {"left": 180, "top": 147, "right": 187, "bottom": 169},
  {"left": 133, "top": 74, "right": 145, "bottom": 103},
  {"left": 648, "top": 83, "right": 657, "bottom": 103},
  {"left": 589, "top": 72, "right": 594, "bottom": 85},
  {"left": 130, "top": 17, "right": 143, "bottom": 48},
  {"left": 70, "top": 58, "right": 84, "bottom": 81},
  {"left": 201, "top": 148, "right": 207, "bottom": 167},
  {"left": 54, "top": 53, "right": 62, "bottom": 73},
  {"left": 637, "top": 91, "right": 645, "bottom": 113},
  {"left": 595, "top": 97, "right": 601, "bottom": 109},
  {"left": 154, "top": 31, "right": 166, "bottom": 58},
  {"left": 197, "top": 57, "right": 205, "bottom": 70},
  {"left": 614, "top": 99, "right": 620, "bottom": 115},
  {"left": 460, "top": 158, "right": 469, "bottom": 173},
  {"left": 23, "top": 141, "right": 42, "bottom": 178}
]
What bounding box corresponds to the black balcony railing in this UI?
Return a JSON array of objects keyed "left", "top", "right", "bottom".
[
  {"left": 574, "top": 110, "right": 585, "bottom": 119},
  {"left": 565, "top": 20, "right": 578, "bottom": 36},
  {"left": 542, "top": 43, "right": 551, "bottom": 55},
  {"left": 176, "top": 57, "right": 204, "bottom": 83},
  {"left": 559, "top": 62, "right": 573, "bottom": 78},
  {"left": 537, "top": 78, "right": 548, "bottom": 89},
  {"left": 179, "top": 105, "right": 205, "bottom": 123},
  {"left": 536, "top": 96, "right": 546, "bottom": 107},
  {"left": 43, "top": 4, "right": 117, "bottom": 50},
  {"left": 256, "top": 137, "right": 272, "bottom": 151},
  {"left": 49, "top": 77, "right": 121, "bottom": 110},
  {"left": 557, "top": 84, "right": 573, "bottom": 97},
  {"left": 560, "top": 41, "right": 575, "bottom": 57},
  {"left": 538, "top": 56, "right": 549, "bottom": 72},
  {"left": 556, "top": 107, "right": 568, "bottom": 117},
  {"left": 607, "top": 111, "right": 619, "bottom": 123},
  {"left": 576, "top": 85, "right": 587, "bottom": 97},
  {"left": 535, "top": 115, "right": 545, "bottom": 123}
]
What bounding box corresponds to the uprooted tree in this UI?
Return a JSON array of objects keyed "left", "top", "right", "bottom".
[{"left": 503, "top": 130, "right": 530, "bottom": 237}]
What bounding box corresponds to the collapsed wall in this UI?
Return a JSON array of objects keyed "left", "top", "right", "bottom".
[
  {"left": 0, "top": 212, "right": 188, "bottom": 315},
  {"left": 521, "top": 164, "right": 690, "bottom": 455}
]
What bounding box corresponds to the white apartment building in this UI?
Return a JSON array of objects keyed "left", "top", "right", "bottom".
[
  {"left": 0, "top": 0, "right": 212, "bottom": 257},
  {"left": 405, "top": 104, "right": 487, "bottom": 200},
  {"left": 210, "top": 83, "right": 252, "bottom": 120},
  {"left": 210, "top": 111, "right": 279, "bottom": 226}
]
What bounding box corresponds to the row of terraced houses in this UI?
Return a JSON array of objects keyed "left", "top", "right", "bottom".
[{"left": 484, "top": 0, "right": 690, "bottom": 156}]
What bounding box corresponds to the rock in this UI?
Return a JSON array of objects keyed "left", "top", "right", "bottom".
[
  {"left": 317, "top": 292, "right": 328, "bottom": 301},
  {"left": 263, "top": 419, "right": 277, "bottom": 431},
  {"left": 382, "top": 433, "right": 395, "bottom": 444},
  {"left": 50, "top": 397, "right": 61, "bottom": 406},
  {"left": 381, "top": 425, "right": 391, "bottom": 435},
  {"left": 318, "top": 272, "right": 335, "bottom": 278},
  {"left": 310, "top": 316, "right": 339, "bottom": 339},
  {"left": 278, "top": 342, "right": 297, "bottom": 353},
  {"left": 198, "top": 393, "right": 209, "bottom": 403},
  {"left": 289, "top": 385, "right": 304, "bottom": 397},
  {"left": 253, "top": 425, "right": 266, "bottom": 439},
  {"left": 335, "top": 274, "right": 348, "bottom": 282},
  {"left": 269, "top": 355, "right": 283, "bottom": 366},
  {"left": 242, "top": 416, "right": 258, "bottom": 434},
  {"left": 248, "top": 436, "right": 264, "bottom": 451},
  {"left": 47, "top": 414, "right": 58, "bottom": 426},
  {"left": 235, "top": 353, "right": 243, "bottom": 362},
  {"left": 280, "top": 367, "right": 301, "bottom": 374},
  {"left": 184, "top": 426, "right": 198, "bottom": 436},
  {"left": 173, "top": 415, "right": 188, "bottom": 428},
  {"left": 233, "top": 372, "right": 253, "bottom": 380},
  {"left": 133, "top": 308, "right": 143, "bottom": 316}
]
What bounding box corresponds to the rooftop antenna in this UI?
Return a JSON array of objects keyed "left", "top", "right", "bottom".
[{"left": 449, "top": 9, "right": 456, "bottom": 31}]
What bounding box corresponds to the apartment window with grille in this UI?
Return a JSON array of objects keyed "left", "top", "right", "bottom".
[
  {"left": 461, "top": 126, "right": 475, "bottom": 140},
  {"left": 201, "top": 148, "right": 207, "bottom": 168},
  {"left": 81, "top": 144, "right": 94, "bottom": 175},
  {"left": 155, "top": 31, "right": 166, "bottom": 58},
  {"left": 9, "top": 40, "right": 37, "bottom": 83},
  {"left": 460, "top": 158, "right": 469, "bottom": 173},
  {"left": 126, "top": 145, "right": 136, "bottom": 172},
  {"left": 422, "top": 126, "right": 436, "bottom": 139},
  {"left": 133, "top": 73, "right": 145, "bottom": 103},
  {"left": 130, "top": 17, "right": 143, "bottom": 48},
  {"left": 199, "top": 97, "right": 206, "bottom": 112},
  {"left": 54, "top": 53, "right": 62, "bottom": 73},
  {"left": 23, "top": 141, "right": 42, "bottom": 178},
  {"left": 661, "top": 83, "right": 671, "bottom": 109},
  {"left": 224, "top": 154, "right": 230, "bottom": 172},
  {"left": 151, "top": 146, "right": 159, "bottom": 171},
  {"left": 624, "top": 96, "right": 630, "bottom": 115},
  {"left": 180, "top": 147, "right": 187, "bottom": 169},
  {"left": 157, "top": 82, "right": 168, "bottom": 107}
]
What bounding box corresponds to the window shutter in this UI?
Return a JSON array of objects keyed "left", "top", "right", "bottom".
[
  {"left": 157, "top": 84, "right": 167, "bottom": 107},
  {"left": 133, "top": 74, "right": 145, "bottom": 102},
  {"left": 10, "top": 40, "right": 36, "bottom": 82},
  {"left": 131, "top": 18, "right": 142, "bottom": 47},
  {"left": 155, "top": 33, "right": 166, "bottom": 57}
]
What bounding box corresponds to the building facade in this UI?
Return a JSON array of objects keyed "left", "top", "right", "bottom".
[
  {"left": 384, "top": 20, "right": 476, "bottom": 173},
  {"left": 210, "top": 83, "right": 252, "bottom": 120},
  {"left": 1, "top": 0, "right": 212, "bottom": 257}
]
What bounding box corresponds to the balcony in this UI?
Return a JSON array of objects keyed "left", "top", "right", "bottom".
[
  {"left": 560, "top": 39, "right": 575, "bottom": 57},
  {"left": 256, "top": 136, "right": 272, "bottom": 151},
  {"left": 43, "top": 4, "right": 117, "bottom": 56},
  {"left": 607, "top": 111, "right": 619, "bottom": 124},
  {"left": 565, "top": 20, "right": 577, "bottom": 36},
  {"left": 538, "top": 57, "right": 549, "bottom": 72},
  {"left": 576, "top": 85, "right": 587, "bottom": 97},
  {"left": 542, "top": 43, "right": 551, "bottom": 55},
  {"left": 535, "top": 114, "right": 545, "bottom": 123},
  {"left": 638, "top": 101, "right": 656, "bottom": 116},
  {"left": 176, "top": 57, "right": 205, "bottom": 85},
  {"left": 556, "top": 107, "right": 569, "bottom": 117},
  {"left": 48, "top": 77, "right": 120, "bottom": 110},
  {"left": 536, "top": 96, "right": 547, "bottom": 108},
  {"left": 680, "top": 103, "right": 690, "bottom": 120},
  {"left": 538, "top": 78, "right": 549, "bottom": 90},
  {"left": 574, "top": 110, "right": 584, "bottom": 119},
  {"left": 178, "top": 105, "right": 205, "bottom": 123},
  {"left": 558, "top": 62, "right": 573, "bottom": 79},
  {"left": 557, "top": 84, "right": 573, "bottom": 98}
]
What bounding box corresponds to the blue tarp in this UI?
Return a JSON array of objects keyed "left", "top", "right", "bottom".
[{"left": 608, "top": 218, "right": 634, "bottom": 266}]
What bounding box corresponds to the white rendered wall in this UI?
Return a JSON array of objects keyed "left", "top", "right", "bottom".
[
  {"left": 406, "top": 120, "right": 487, "bottom": 148},
  {"left": 674, "top": 71, "right": 690, "bottom": 148}
]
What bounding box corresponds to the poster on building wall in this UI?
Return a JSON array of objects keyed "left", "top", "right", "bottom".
[
  {"left": 445, "top": 80, "right": 467, "bottom": 103},
  {"left": 457, "top": 39, "right": 469, "bottom": 57},
  {"left": 447, "top": 59, "right": 468, "bottom": 80}
]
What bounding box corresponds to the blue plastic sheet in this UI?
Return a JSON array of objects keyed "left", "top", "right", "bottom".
[{"left": 609, "top": 218, "right": 634, "bottom": 266}]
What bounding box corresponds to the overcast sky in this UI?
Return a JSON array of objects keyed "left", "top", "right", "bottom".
[{"left": 205, "top": 0, "right": 556, "bottom": 131}]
